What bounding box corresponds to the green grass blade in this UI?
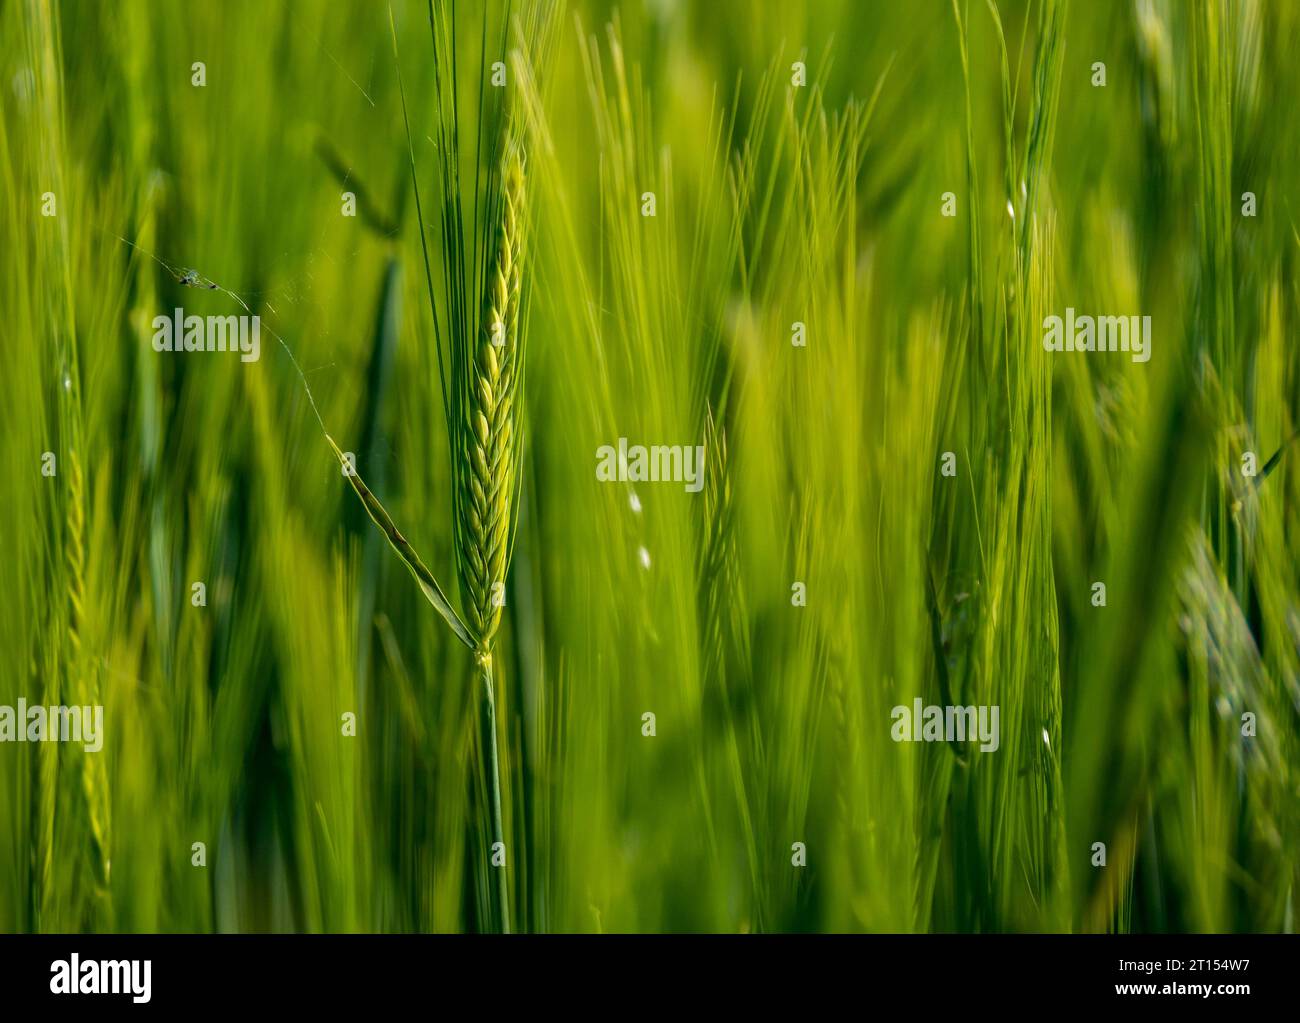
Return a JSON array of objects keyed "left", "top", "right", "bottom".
[{"left": 326, "top": 434, "right": 474, "bottom": 650}]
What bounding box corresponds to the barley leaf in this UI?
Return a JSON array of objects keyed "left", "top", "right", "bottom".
[{"left": 327, "top": 434, "right": 474, "bottom": 650}]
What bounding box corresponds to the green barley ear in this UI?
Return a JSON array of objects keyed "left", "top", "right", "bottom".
[{"left": 457, "top": 146, "right": 527, "bottom": 652}]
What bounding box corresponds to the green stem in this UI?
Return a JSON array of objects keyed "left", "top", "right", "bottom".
[{"left": 478, "top": 651, "right": 510, "bottom": 933}]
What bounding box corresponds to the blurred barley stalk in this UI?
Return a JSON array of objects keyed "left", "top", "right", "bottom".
[{"left": 18, "top": 0, "right": 114, "bottom": 931}]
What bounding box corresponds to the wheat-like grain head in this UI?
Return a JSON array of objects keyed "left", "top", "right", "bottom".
[{"left": 457, "top": 146, "right": 526, "bottom": 654}]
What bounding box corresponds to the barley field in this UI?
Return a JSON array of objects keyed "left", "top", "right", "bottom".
[{"left": 1, "top": 0, "right": 1298, "bottom": 935}]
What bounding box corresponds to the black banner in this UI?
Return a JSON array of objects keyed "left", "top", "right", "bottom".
[{"left": 0, "top": 934, "right": 1292, "bottom": 1012}]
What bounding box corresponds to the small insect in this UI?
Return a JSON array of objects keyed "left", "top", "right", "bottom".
[{"left": 175, "top": 267, "right": 218, "bottom": 290}]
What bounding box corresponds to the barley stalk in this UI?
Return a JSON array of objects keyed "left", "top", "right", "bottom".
[
  {"left": 381, "top": 9, "right": 536, "bottom": 932},
  {"left": 358, "top": 44, "right": 528, "bottom": 927},
  {"left": 476, "top": 651, "right": 508, "bottom": 932},
  {"left": 454, "top": 147, "right": 526, "bottom": 934}
]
